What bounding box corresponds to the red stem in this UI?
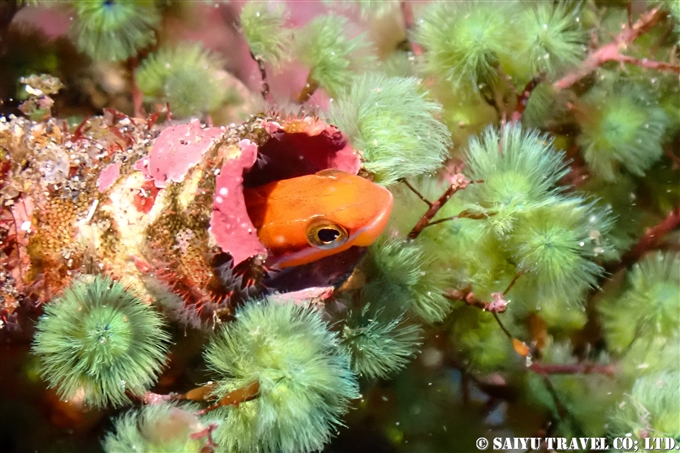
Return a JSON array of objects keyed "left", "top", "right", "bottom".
[
  {"left": 400, "top": 1, "right": 422, "bottom": 56},
  {"left": 127, "top": 57, "right": 145, "bottom": 118},
  {"left": 197, "top": 381, "right": 260, "bottom": 415},
  {"left": 296, "top": 73, "right": 319, "bottom": 104},
  {"left": 618, "top": 55, "right": 680, "bottom": 73},
  {"left": 250, "top": 51, "right": 271, "bottom": 102},
  {"left": 553, "top": 8, "right": 667, "bottom": 90},
  {"left": 616, "top": 206, "right": 680, "bottom": 270},
  {"left": 529, "top": 362, "right": 616, "bottom": 376},
  {"left": 408, "top": 176, "right": 471, "bottom": 239},
  {"left": 511, "top": 74, "right": 544, "bottom": 122}
]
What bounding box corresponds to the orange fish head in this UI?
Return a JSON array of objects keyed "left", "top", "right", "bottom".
[{"left": 244, "top": 169, "right": 394, "bottom": 269}]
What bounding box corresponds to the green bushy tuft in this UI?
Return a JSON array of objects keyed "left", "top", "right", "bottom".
[
  {"left": 450, "top": 305, "right": 517, "bottom": 372},
  {"left": 342, "top": 306, "right": 422, "bottom": 380},
  {"left": 608, "top": 372, "right": 680, "bottom": 451},
  {"left": 508, "top": 2, "right": 586, "bottom": 78},
  {"left": 361, "top": 237, "right": 453, "bottom": 324},
  {"left": 328, "top": 73, "right": 451, "bottom": 185},
  {"left": 205, "top": 300, "right": 359, "bottom": 453},
  {"left": 32, "top": 276, "right": 170, "bottom": 408},
  {"left": 506, "top": 198, "right": 610, "bottom": 304},
  {"left": 461, "top": 124, "right": 570, "bottom": 234},
  {"left": 239, "top": 3, "right": 291, "bottom": 67},
  {"left": 103, "top": 402, "right": 212, "bottom": 453},
  {"left": 136, "top": 43, "right": 229, "bottom": 118},
  {"left": 577, "top": 84, "right": 669, "bottom": 181},
  {"left": 414, "top": 1, "right": 516, "bottom": 91},
  {"left": 599, "top": 252, "right": 680, "bottom": 352},
  {"left": 70, "top": 0, "right": 160, "bottom": 62},
  {"left": 534, "top": 298, "right": 588, "bottom": 331},
  {"left": 389, "top": 178, "right": 513, "bottom": 302},
  {"left": 619, "top": 337, "right": 680, "bottom": 379},
  {"left": 522, "top": 83, "right": 570, "bottom": 129},
  {"left": 295, "top": 14, "right": 373, "bottom": 97}
]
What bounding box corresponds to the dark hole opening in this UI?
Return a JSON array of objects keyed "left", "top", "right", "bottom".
[{"left": 242, "top": 130, "right": 348, "bottom": 188}]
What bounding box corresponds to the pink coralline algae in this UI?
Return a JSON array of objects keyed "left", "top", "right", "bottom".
[
  {"left": 141, "top": 119, "right": 224, "bottom": 188},
  {"left": 210, "top": 139, "right": 267, "bottom": 266}
]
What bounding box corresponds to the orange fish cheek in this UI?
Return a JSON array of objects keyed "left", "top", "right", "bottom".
[
  {"left": 257, "top": 226, "right": 296, "bottom": 256},
  {"left": 257, "top": 227, "right": 333, "bottom": 269}
]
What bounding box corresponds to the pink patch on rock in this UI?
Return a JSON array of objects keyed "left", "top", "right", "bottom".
[
  {"left": 332, "top": 140, "right": 362, "bottom": 175},
  {"left": 268, "top": 286, "right": 335, "bottom": 306},
  {"left": 97, "top": 162, "right": 121, "bottom": 192},
  {"left": 210, "top": 139, "right": 267, "bottom": 265},
  {"left": 147, "top": 119, "right": 223, "bottom": 188},
  {"left": 134, "top": 157, "right": 151, "bottom": 179}
]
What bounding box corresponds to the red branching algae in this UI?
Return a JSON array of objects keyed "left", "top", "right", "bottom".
[
  {"left": 210, "top": 139, "right": 267, "bottom": 266},
  {"left": 132, "top": 180, "right": 161, "bottom": 214}
]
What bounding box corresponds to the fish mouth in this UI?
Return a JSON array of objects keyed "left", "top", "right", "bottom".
[{"left": 349, "top": 187, "right": 394, "bottom": 246}]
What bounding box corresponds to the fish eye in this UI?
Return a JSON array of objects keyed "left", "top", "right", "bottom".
[{"left": 306, "top": 218, "right": 349, "bottom": 250}]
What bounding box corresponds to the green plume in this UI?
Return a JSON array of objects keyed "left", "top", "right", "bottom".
[
  {"left": 136, "top": 43, "right": 230, "bottom": 118},
  {"left": 205, "top": 300, "right": 359, "bottom": 453},
  {"left": 342, "top": 305, "right": 422, "bottom": 380},
  {"left": 239, "top": 2, "right": 292, "bottom": 67},
  {"left": 599, "top": 252, "right": 680, "bottom": 352},
  {"left": 70, "top": 0, "right": 160, "bottom": 62},
  {"left": 104, "top": 402, "right": 215, "bottom": 453},
  {"left": 33, "top": 276, "right": 170, "bottom": 408},
  {"left": 329, "top": 73, "right": 451, "bottom": 185},
  {"left": 295, "top": 14, "right": 373, "bottom": 97},
  {"left": 608, "top": 372, "right": 680, "bottom": 451},
  {"left": 577, "top": 83, "right": 669, "bottom": 181}
]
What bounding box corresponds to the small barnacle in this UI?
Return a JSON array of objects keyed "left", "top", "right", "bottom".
[
  {"left": 173, "top": 228, "right": 195, "bottom": 255},
  {"left": 37, "top": 144, "right": 70, "bottom": 186}
]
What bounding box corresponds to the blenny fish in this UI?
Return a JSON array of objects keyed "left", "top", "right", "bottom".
[{"left": 244, "top": 169, "right": 393, "bottom": 269}]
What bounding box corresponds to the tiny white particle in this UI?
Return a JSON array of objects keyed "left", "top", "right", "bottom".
[
  {"left": 216, "top": 196, "right": 223, "bottom": 203},
  {"left": 219, "top": 187, "right": 228, "bottom": 196}
]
